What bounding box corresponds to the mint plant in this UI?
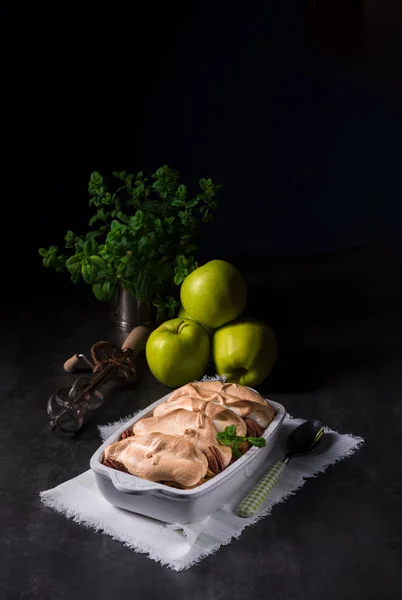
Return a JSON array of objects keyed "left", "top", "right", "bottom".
[{"left": 39, "top": 166, "right": 221, "bottom": 320}]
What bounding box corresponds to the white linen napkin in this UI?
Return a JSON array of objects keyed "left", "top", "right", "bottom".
[{"left": 40, "top": 413, "right": 363, "bottom": 571}]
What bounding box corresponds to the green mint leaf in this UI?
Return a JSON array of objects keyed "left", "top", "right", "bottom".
[
  {"left": 66, "top": 255, "right": 83, "bottom": 273},
  {"left": 216, "top": 431, "right": 230, "bottom": 445},
  {"left": 173, "top": 273, "right": 185, "bottom": 286},
  {"left": 226, "top": 425, "right": 236, "bottom": 437},
  {"left": 110, "top": 220, "right": 121, "bottom": 231},
  {"left": 75, "top": 238, "right": 85, "bottom": 252},
  {"left": 89, "top": 214, "right": 99, "bottom": 227},
  {"left": 92, "top": 283, "right": 108, "bottom": 301},
  {"left": 175, "top": 184, "right": 187, "bottom": 200},
  {"left": 129, "top": 210, "right": 144, "bottom": 231},
  {"left": 86, "top": 230, "right": 103, "bottom": 239},
  {"left": 98, "top": 207, "right": 107, "bottom": 221},
  {"left": 90, "top": 255, "right": 105, "bottom": 268},
  {"left": 232, "top": 445, "right": 242, "bottom": 459},
  {"left": 112, "top": 170, "right": 126, "bottom": 181},
  {"left": 116, "top": 211, "right": 128, "bottom": 223},
  {"left": 84, "top": 238, "right": 98, "bottom": 257},
  {"left": 64, "top": 230, "right": 76, "bottom": 242},
  {"left": 89, "top": 208, "right": 107, "bottom": 227},
  {"left": 138, "top": 236, "right": 148, "bottom": 249},
  {"left": 88, "top": 172, "right": 103, "bottom": 192},
  {"left": 70, "top": 269, "right": 81, "bottom": 284},
  {"left": 233, "top": 435, "right": 246, "bottom": 444},
  {"left": 101, "top": 192, "right": 113, "bottom": 205},
  {"left": 134, "top": 183, "right": 145, "bottom": 197},
  {"left": 247, "top": 437, "right": 266, "bottom": 448},
  {"left": 178, "top": 210, "right": 188, "bottom": 224},
  {"left": 103, "top": 280, "right": 113, "bottom": 300},
  {"left": 81, "top": 262, "right": 94, "bottom": 282}
]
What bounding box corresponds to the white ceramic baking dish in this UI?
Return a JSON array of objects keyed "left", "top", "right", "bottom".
[{"left": 90, "top": 391, "right": 286, "bottom": 524}]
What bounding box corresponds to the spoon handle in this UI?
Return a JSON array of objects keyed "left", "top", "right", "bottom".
[{"left": 237, "top": 459, "right": 288, "bottom": 518}]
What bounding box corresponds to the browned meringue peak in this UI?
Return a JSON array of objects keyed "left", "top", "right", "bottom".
[
  {"left": 154, "top": 398, "right": 247, "bottom": 436},
  {"left": 133, "top": 408, "right": 233, "bottom": 466},
  {"left": 160, "top": 381, "right": 275, "bottom": 428},
  {"left": 104, "top": 432, "right": 208, "bottom": 488}
]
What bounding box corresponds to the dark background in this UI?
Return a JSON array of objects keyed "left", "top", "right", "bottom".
[
  {"left": 3, "top": 0, "right": 402, "bottom": 302},
  {"left": 1, "top": 0, "right": 399, "bottom": 392}
]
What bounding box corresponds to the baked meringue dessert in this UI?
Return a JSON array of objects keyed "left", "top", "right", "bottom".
[{"left": 103, "top": 381, "right": 275, "bottom": 489}]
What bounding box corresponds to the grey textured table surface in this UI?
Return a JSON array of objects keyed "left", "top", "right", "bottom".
[{"left": 1, "top": 249, "right": 401, "bottom": 600}]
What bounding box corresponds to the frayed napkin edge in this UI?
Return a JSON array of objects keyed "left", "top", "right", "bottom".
[{"left": 39, "top": 488, "right": 191, "bottom": 570}]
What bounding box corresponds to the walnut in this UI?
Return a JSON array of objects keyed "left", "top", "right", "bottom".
[
  {"left": 245, "top": 419, "right": 264, "bottom": 438},
  {"left": 120, "top": 428, "right": 135, "bottom": 440},
  {"left": 204, "top": 446, "right": 225, "bottom": 474},
  {"left": 103, "top": 457, "right": 129, "bottom": 473}
]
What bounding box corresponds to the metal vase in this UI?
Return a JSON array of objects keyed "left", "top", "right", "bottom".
[{"left": 110, "top": 286, "right": 152, "bottom": 330}]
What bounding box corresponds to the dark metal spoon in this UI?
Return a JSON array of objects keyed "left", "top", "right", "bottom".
[{"left": 237, "top": 419, "right": 324, "bottom": 518}]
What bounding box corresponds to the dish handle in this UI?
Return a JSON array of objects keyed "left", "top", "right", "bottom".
[{"left": 110, "top": 471, "right": 161, "bottom": 495}]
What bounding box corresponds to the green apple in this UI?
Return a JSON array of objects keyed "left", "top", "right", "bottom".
[
  {"left": 146, "top": 318, "right": 210, "bottom": 388},
  {"left": 178, "top": 306, "right": 215, "bottom": 338},
  {"left": 180, "top": 259, "right": 247, "bottom": 329},
  {"left": 212, "top": 317, "right": 277, "bottom": 386}
]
